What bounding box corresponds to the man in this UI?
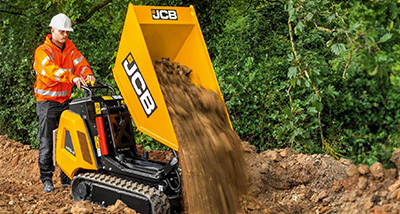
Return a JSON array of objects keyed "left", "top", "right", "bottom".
[{"left": 33, "top": 13, "right": 96, "bottom": 192}]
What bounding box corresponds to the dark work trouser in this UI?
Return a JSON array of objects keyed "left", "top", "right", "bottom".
[{"left": 36, "top": 100, "right": 71, "bottom": 183}]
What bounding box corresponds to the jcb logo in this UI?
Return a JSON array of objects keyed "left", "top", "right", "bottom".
[
  {"left": 122, "top": 53, "right": 157, "bottom": 117},
  {"left": 151, "top": 9, "right": 178, "bottom": 20}
]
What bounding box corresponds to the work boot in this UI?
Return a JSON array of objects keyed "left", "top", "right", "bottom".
[
  {"left": 60, "top": 171, "right": 71, "bottom": 187},
  {"left": 43, "top": 180, "right": 54, "bottom": 192}
]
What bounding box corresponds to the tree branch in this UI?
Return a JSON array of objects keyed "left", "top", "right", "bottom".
[
  {"left": 0, "top": 9, "right": 26, "bottom": 16},
  {"left": 73, "top": 0, "right": 112, "bottom": 25}
]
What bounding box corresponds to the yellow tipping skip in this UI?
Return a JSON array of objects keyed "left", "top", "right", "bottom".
[{"left": 113, "top": 4, "right": 231, "bottom": 151}]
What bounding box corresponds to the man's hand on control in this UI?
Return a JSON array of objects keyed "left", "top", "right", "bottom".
[
  {"left": 86, "top": 75, "right": 96, "bottom": 84},
  {"left": 72, "top": 76, "right": 87, "bottom": 89}
]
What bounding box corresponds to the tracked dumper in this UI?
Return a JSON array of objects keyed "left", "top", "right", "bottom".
[{"left": 54, "top": 3, "right": 232, "bottom": 214}]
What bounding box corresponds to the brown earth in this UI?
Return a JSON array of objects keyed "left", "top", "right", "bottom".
[{"left": 2, "top": 135, "right": 400, "bottom": 213}]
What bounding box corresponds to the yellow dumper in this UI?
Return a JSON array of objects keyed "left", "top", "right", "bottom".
[{"left": 54, "top": 3, "right": 230, "bottom": 213}]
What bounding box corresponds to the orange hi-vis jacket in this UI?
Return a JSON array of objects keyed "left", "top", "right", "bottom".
[{"left": 33, "top": 34, "right": 93, "bottom": 103}]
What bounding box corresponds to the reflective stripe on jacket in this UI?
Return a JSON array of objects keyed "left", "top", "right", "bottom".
[{"left": 33, "top": 34, "right": 93, "bottom": 103}]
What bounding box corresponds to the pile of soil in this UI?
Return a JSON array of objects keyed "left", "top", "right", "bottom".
[
  {"left": 154, "top": 58, "right": 247, "bottom": 213},
  {"left": 240, "top": 141, "right": 400, "bottom": 214},
  {"left": 0, "top": 135, "right": 170, "bottom": 214},
  {"left": 2, "top": 134, "right": 400, "bottom": 213}
]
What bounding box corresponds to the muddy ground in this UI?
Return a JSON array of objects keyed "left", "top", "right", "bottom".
[{"left": 2, "top": 134, "right": 400, "bottom": 214}]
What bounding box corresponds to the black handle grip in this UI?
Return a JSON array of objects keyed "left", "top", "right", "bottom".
[{"left": 81, "top": 81, "right": 116, "bottom": 97}]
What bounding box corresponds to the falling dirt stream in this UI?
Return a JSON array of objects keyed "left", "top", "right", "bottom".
[{"left": 154, "top": 58, "right": 248, "bottom": 213}]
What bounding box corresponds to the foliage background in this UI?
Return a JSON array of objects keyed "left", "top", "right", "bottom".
[{"left": 1, "top": 0, "right": 399, "bottom": 167}]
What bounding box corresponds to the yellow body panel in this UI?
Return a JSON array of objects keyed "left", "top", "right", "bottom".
[
  {"left": 113, "top": 4, "right": 232, "bottom": 151},
  {"left": 55, "top": 110, "right": 98, "bottom": 179}
]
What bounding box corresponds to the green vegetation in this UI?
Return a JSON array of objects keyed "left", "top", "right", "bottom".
[{"left": 1, "top": 0, "right": 399, "bottom": 167}]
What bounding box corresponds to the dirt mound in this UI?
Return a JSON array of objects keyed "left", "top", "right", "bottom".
[
  {"left": 0, "top": 135, "right": 163, "bottom": 214},
  {"left": 239, "top": 141, "right": 400, "bottom": 214},
  {"left": 154, "top": 58, "right": 247, "bottom": 213},
  {"left": 2, "top": 134, "right": 400, "bottom": 213}
]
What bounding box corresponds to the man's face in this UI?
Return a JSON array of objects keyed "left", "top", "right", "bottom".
[{"left": 51, "top": 28, "right": 70, "bottom": 44}]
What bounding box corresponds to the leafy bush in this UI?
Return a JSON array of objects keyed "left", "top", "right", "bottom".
[
  {"left": 212, "top": 0, "right": 400, "bottom": 167},
  {"left": 212, "top": 3, "right": 292, "bottom": 151}
]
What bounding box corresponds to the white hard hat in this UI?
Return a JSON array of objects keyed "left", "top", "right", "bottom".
[{"left": 49, "top": 13, "right": 73, "bottom": 31}]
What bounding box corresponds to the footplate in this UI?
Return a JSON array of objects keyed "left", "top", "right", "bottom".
[{"left": 71, "top": 172, "right": 170, "bottom": 214}]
